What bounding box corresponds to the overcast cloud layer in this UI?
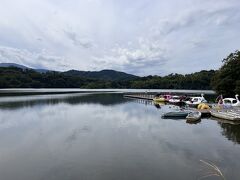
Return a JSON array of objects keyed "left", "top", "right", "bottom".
[{"left": 0, "top": 0, "right": 240, "bottom": 75}]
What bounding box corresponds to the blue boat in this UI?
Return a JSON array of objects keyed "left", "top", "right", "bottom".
[{"left": 162, "top": 111, "right": 189, "bottom": 119}]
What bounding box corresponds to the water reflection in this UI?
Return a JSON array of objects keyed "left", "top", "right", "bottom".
[
  {"left": 0, "top": 93, "right": 129, "bottom": 110},
  {"left": 0, "top": 93, "right": 239, "bottom": 180},
  {"left": 219, "top": 122, "right": 240, "bottom": 144},
  {"left": 129, "top": 98, "right": 240, "bottom": 145},
  {"left": 125, "top": 98, "right": 166, "bottom": 110},
  {"left": 186, "top": 119, "right": 201, "bottom": 124}
]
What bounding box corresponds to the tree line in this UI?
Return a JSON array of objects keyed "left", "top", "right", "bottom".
[
  {"left": 211, "top": 50, "right": 240, "bottom": 96},
  {"left": 0, "top": 50, "right": 239, "bottom": 96},
  {"left": 0, "top": 67, "right": 215, "bottom": 89}
]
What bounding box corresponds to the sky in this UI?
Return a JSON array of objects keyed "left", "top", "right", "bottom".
[{"left": 0, "top": 0, "right": 240, "bottom": 76}]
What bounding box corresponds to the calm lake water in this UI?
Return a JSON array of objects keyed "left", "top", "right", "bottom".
[{"left": 0, "top": 92, "right": 239, "bottom": 180}]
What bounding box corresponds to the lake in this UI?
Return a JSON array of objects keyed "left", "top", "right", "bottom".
[{"left": 0, "top": 92, "right": 239, "bottom": 180}]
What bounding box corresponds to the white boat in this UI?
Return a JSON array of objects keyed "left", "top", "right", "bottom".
[
  {"left": 185, "top": 94, "right": 207, "bottom": 107},
  {"left": 169, "top": 96, "right": 181, "bottom": 104},
  {"left": 222, "top": 95, "right": 240, "bottom": 107}
]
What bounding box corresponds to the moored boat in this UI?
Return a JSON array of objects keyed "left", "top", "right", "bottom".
[
  {"left": 186, "top": 111, "right": 201, "bottom": 122},
  {"left": 153, "top": 97, "right": 165, "bottom": 102},
  {"left": 169, "top": 96, "right": 180, "bottom": 103},
  {"left": 163, "top": 95, "right": 172, "bottom": 102},
  {"left": 222, "top": 95, "right": 240, "bottom": 107},
  {"left": 168, "top": 96, "right": 185, "bottom": 106},
  {"left": 197, "top": 103, "right": 210, "bottom": 110},
  {"left": 185, "top": 94, "right": 207, "bottom": 107},
  {"left": 162, "top": 111, "right": 189, "bottom": 119},
  {"left": 153, "top": 94, "right": 172, "bottom": 102}
]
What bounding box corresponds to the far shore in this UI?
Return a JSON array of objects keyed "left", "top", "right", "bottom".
[{"left": 0, "top": 88, "right": 216, "bottom": 97}]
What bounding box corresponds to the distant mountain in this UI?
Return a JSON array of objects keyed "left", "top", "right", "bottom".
[
  {"left": 35, "top": 69, "right": 50, "bottom": 73},
  {"left": 0, "top": 63, "right": 139, "bottom": 81},
  {"left": 63, "top": 69, "right": 139, "bottom": 81},
  {"left": 0, "top": 63, "right": 50, "bottom": 73},
  {"left": 0, "top": 63, "right": 29, "bottom": 69}
]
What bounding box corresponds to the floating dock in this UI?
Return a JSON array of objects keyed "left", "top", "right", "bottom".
[
  {"left": 123, "top": 94, "right": 154, "bottom": 100},
  {"left": 210, "top": 109, "right": 240, "bottom": 121}
]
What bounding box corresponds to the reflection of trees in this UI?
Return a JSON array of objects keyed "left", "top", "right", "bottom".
[
  {"left": 219, "top": 122, "right": 240, "bottom": 144},
  {"left": 0, "top": 93, "right": 130, "bottom": 110}
]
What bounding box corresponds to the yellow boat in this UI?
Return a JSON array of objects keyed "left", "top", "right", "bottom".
[
  {"left": 197, "top": 103, "right": 210, "bottom": 110},
  {"left": 153, "top": 97, "right": 166, "bottom": 102}
]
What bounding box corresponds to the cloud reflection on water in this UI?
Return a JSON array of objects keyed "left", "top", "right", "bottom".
[{"left": 0, "top": 93, "right": 239, "bottom": 179}]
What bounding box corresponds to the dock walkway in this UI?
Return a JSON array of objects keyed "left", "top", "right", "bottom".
[{"left": 123, "top": 94, "right": 154, "bottom": 100}]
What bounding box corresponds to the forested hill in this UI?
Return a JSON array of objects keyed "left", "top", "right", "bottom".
[
  {"left": 0, "top": 63, "right": 138, "bottom": 81},
  {"left": 1, "top": 50, "right": 239, "bottom": 94},
  {"left": 0, "top": 66, "right": 215, "bottom": 89},
  {"left": 128, "top": 70, "right": 216, "bottom": 89},
  {"left": 63, "top": 69, "right": 138, "bottom": 81}
]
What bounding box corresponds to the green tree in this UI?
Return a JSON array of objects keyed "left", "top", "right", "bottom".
[{"left": 212, "top": 50, "right": 240, "bottom": 96}]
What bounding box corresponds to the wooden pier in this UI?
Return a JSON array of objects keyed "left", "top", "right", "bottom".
[{"left": 123, "top": 94, "right": 154, "bottom": 100}]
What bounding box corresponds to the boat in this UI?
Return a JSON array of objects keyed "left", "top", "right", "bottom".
[
  {"left": 210, "top": 109, "right": 240, "bottom": 121},
  {"left": 186, "top": 111, "right": 201, "bottom": 122},
  {"left": 153, "top": 94, "right": 172, "bottom": 102},
  {"left": 153, "top": 96, "right": 165, "bottom": 102},
  {"left": 197, "top": 103, "right": 210, "bottom": 110},
  {"left": 163, "top": 95, "right": 172, "bottom": 102},
  {"left": 162, "top": 111, "right": 189, "bottom": 119},
  {"left": 222, "top": 94, "right": 240, "bottom": 107},
  {"left": 169, "top": 96, "right": 180, "bottom": 103},
  {"left": 168, "top": 96, "right": 186, "bottom": 106},
  {"left": 185, "top": 94, "right": 207, "bottom": 107}
]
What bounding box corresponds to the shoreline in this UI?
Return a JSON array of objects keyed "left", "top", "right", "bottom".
[{"left": 0, "top": 88, "right": 216, "bottom": 97}]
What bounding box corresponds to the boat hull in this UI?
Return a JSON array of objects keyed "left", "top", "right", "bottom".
[
  {"left": 185, "top": 102, "right": 199, "bottom": 108},
  {"left": 232, "top": 102, "right": 240, "bottom": 107},
  {"left": 186, "top": 112, "right": 201, "bottom": 122},
  {"left": 153, "top": 97, "right": 166, "bottom": 102},
  {"left": 169, "top": 100, "right": 185, "bottom": 106},
  {"left": 162, "top": 111, "right": 189, "bottom": 119}
]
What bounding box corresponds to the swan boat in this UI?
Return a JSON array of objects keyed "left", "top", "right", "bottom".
[
  {"left": 185, "top": 94, "right": 207, "bottom": 107},
  {"left": 222, "top": 95, "right": 240, "bottom": 107}
]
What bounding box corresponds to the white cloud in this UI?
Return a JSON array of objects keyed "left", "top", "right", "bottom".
[
  {"left": 0, "top": 0, "right": 240, "bottom": 75},
  {"left": 63, "top": 29, "right": 94, "bottom": 48},
  {"left": 0, "top": 46, "right": 69, "bottom": 70},
  {"left": 92, "top": 37, "right": 168, "bottom": 75}
]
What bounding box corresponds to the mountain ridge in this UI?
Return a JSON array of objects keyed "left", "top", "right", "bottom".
[
  {"left": 63, "top": 69, "right": 138, "bottom": 81},
  {"left": 0, "top": 63, "right": 139, "bottom": 81},
  {"left": 0, "top": 63, "right": 29, "bottom": 69},
  {"left": 0, "top": 63, "right": 50, "bottom": 73}
]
